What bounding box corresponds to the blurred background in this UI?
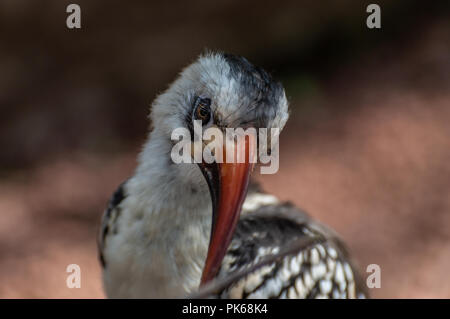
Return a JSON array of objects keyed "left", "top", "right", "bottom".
[{"left": 1, "top": 0, "right": 449, "bottom": 298}]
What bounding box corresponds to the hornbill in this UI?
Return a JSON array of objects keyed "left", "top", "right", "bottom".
[{"left": 98, "top": 52, "right": 367, "bottom": 299}]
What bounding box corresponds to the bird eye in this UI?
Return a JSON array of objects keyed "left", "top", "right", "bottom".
[{"left": 193, "top": 97, "right": 212, "bottom": 125}]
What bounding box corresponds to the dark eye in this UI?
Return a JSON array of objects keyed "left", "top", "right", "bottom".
[{"left": 193, "top": 96, "right": 211, "bottom": 125}]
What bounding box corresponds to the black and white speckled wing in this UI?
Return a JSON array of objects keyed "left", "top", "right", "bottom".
[
  {"left": 98, "top": 181, "right": 127, "bottom": 268},
  {"left": 191, "top": 200, "right": 368, "bottom": 299}
]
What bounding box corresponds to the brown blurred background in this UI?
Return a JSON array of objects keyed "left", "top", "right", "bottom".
[{"left": 0, "top": 0, "right": 449, "bottom": 298}]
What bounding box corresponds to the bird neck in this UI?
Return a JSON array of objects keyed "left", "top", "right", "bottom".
[
  {"left": 134, "top": 128, "right": 212, "bottom": 213},
  {"left": 126, "top": 129, "right": 212, "bottom": 295}
]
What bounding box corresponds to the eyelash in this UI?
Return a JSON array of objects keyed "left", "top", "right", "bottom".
[{"left": 193, "top": 96, "right": 212, "bottom": 125}]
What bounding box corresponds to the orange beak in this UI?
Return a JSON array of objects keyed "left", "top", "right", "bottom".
[{"left": 198, "top": 133, "right": 256, "bottom": 285}]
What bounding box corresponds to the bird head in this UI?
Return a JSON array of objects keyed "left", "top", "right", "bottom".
[{"left": 149, "top": 52, "right": 289, "bottom": 285}]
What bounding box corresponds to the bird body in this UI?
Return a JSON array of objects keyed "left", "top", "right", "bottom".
[
  {"left": 202, "top": 190, "right": 366, "bottom": 299},
  {"left": 99, "top": 52, "right": 367, "bottom": 299}
]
